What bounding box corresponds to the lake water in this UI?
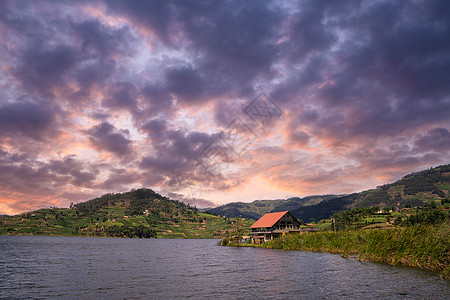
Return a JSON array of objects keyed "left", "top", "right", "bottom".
[{"left": 0, "top": 236, "right": 448, "bottom": 299}]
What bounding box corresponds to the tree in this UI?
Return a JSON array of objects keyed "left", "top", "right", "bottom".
[{"left": 404, "top": 210, "right": 447, "bottom": 226}]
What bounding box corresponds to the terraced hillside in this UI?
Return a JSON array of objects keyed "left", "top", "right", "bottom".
[
  {"left": 0, "top": 188, "right": 252, "bottom": 238},
  {"left": 210, "top": 164, "right": 450, "bottom": 222},
  {"left": 293, "top": 164, "right": 450, "bottom": 222}
]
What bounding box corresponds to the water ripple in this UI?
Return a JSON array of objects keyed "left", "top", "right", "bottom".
[{"left": 0, "top": 236, "right": 449, "bottom": 299}]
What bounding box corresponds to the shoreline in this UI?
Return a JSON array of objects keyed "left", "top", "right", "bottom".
[
  {"left": 0, "top": 233, "right": 223, "bottom": 240},
  {"left": 225, "top": 221, "right": 450, "bottom": 279}
]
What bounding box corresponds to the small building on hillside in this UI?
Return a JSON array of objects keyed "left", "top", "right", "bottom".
[{"left": 250, "top": 211, "right": 302, "bottom": 244}]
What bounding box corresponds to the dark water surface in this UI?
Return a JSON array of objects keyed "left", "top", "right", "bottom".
[{"left": 0, "top": 236, "right": 448, "bottom": 299}]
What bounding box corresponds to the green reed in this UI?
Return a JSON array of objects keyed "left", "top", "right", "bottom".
[{"left": 261, "top": 220, "right": 449, "bottom": 278}]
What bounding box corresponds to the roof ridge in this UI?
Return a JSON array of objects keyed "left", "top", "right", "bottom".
[{"left": 250, "top": 211, "right": 289, "bottom": 228}]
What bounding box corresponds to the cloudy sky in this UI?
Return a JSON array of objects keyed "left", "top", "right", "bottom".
[{"left": 1, "top": 0, "right": 449, "bottom": 215}]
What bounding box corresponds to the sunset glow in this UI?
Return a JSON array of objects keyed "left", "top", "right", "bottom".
[{"left": 0, "top": 0, "right": 449, "bottom": 215}]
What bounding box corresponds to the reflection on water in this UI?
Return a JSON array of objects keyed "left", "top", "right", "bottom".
[{"left": 0, "top": 236, "right": 448, "bottom": 299}]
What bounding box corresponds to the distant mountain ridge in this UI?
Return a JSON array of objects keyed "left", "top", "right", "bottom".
[
  {"left": 209, "top": 164, "right": 450, "bottom": 222},
  {"left": 207, "top": 195, "right": 341, "bottom": 220}
]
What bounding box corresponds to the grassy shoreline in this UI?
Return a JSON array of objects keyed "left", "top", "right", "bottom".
[{"left": 227, "top": 220, "right": 450, "bottom": 279}]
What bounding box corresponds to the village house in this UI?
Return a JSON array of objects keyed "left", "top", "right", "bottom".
[{"left": 250, "top": 211, "right": 302, "bottom": 244}]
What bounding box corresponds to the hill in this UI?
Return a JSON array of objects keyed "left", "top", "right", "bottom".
[
  {"left": 208, "top": 195, "right": 340, "bottom": 220},
  {"left": 293, "top": 164, "right": 450, "bottom": 222},
  {"left": 0, "top": 188, "right": 252, "bottom": 239},
  {"left": 209, "top": 164, "right": 450, "bottom": 222}
]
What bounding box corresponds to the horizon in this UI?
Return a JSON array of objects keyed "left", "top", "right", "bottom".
[
  {"left": 1, "top": 0, "right": 450, "bottom": 215},
  {"left": 3, "top": 163, "right": 446, "bottom": 216}
]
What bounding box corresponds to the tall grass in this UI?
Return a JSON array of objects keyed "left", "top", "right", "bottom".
[{"left": 262, "top": 220, "right": 450, "bottom": 278}]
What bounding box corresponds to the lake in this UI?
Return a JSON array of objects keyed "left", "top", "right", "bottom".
[{"left": 0, "top": 236, "right": 448, "bottom": 299}]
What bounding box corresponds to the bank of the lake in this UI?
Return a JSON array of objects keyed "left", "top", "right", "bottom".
[{"left": 227, "top": 220, "right": 450, "bottom": 279}]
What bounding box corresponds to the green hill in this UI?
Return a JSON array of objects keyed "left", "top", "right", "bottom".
[
  {"left": 0, "top": 188, "right": 252, "bottom": 239},
  {"left": 208, "top": 195, "right": 340, "bottom": 220},
  {"left": 293, "top": 164, "right": 450, "bottom": 222},
  {"left": 209, "top": 164, "right": 450, "bottom": 223}
]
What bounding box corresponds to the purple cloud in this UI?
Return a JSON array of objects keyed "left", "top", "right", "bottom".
[
  {"left": 0, "top": 98, "right": 59, "bottom": 140},
  {"left": 1, "top": 0, "right": 449, "bottom": 214},
  {"left": 414, "top": 128, "right": 450, "bottom": 152},
  {"left": 86, "top": 122, "right": 133, "bottom": 157}
]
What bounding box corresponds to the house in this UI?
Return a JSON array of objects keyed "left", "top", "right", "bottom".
[{"left": 250, "top": 211, "right": 302, "bottom": 244}]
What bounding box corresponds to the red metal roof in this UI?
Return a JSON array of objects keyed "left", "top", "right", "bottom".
[{"left": 250, "top": 211, "right": 288, "bottom": 228}]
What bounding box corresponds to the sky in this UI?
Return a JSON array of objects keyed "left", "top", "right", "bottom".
[{"left": 1, "top": 0, "right": 449, "bottom": 215}]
